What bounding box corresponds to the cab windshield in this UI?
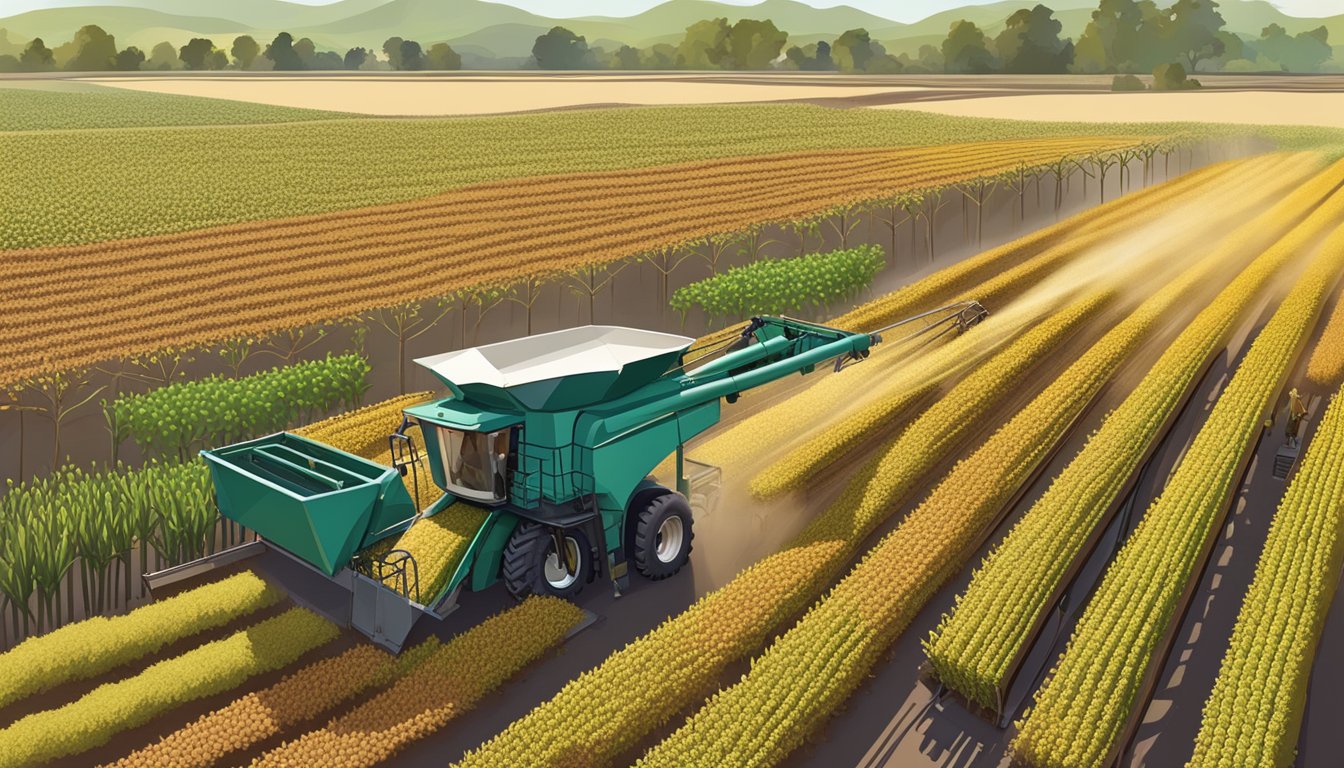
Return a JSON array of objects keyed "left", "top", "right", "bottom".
[{"left": 439, "top": 428, "right": 509, "bottom": 502}]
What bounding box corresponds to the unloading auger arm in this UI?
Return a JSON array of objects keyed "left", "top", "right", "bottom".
[
  {"left": 643, "top": 302, "right": 989, "bottom": 419},
  {"left": 682, "top": 301, "right": 987, "bottom": 378},
  {"left": 846, "top": 300, "right": 989, "bottom": 370}
]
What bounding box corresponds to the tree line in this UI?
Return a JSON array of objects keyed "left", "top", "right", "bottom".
[
  {"left": 0, "top": 27, "right": 464, "bottom": 72},
  {"left": 0, "top": 0, "right": 1334, "bottom": 74}
]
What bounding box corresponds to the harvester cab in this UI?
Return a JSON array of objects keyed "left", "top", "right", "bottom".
[{"left": 183, "top": 306, "right": 984, "bottom": 653}]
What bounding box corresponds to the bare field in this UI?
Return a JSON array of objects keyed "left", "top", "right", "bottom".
[
  {"left": 80, "top": 75, "right": 924, "bottom": 115},
  {"left": 65, "top": 73, "right": 1344, "bottom": 121},
  {"left": 877, "top": 90, "right": 1344, "bottom": 128}
]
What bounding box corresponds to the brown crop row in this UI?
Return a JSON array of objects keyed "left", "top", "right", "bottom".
[{"left": 0, "top": 136, "right": 1138, "bottom": 387}]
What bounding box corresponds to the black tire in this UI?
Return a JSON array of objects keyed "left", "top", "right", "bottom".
[
  {"left": 633, "top": 493, "right": 694, "bottom": 580},
  {"left": 502, "top": 522, "right": 591, "bottom": 601}
]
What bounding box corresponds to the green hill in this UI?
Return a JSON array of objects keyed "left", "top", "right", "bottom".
[
  {"left": 0, "top": 7, "right": 248, "bottom": 52},
  {"left": 572, "top": 0, "right": 901, "bottom": 39},
  {"left": 0, "top": 0, "right": 1338, "bottom": 64}
]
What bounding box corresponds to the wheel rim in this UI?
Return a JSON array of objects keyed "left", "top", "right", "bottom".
[
  {"left": 655, "top": 515, "right": 684, "bottom": 564},
  {"left": 543, "top": 536, "right": 580, "bottom": 590}
]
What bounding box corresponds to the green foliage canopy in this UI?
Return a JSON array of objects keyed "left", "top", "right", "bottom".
[{"left": 671, "top": 245, "right": 886, "bottom": 324}]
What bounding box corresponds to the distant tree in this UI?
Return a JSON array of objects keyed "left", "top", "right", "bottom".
[
  {"left": 0, "top": 54, "right": 19, "bottom": 72},
  {"left": 265, "top": 32, "right": 304, "bottom": 70},
  {"left": 1152, "top": 61, "right": 1201, "bottom": 89},
  {"left": 20, "top": 38, "right": 54, "bottom": 71},
  {"left": 1073, "top": 0, "right": 1161, "bottom": 73},
  {"left": 1111, "top": 73, "right": 1146, "bottom": 89},
  {"left": 399, "top": 39, "right": 424, "bottom": 70},
  {"left": 66, "top": 25, "right": 117, "bottom": 71},
  {"left": 178, "top": 37, "right": 215, "bottom": 70},
  {"left": 313, "top": 50, "right": 343, "bottom": 69},
  {"left": 1256, "top": 23, "right": 1331, "bottom": 72},
  {"left": 1211, "top": 29, "right": 1244, "bottom": 67},
  {"left": 1256, "top": 22, "right": 1291, "bottom": 61},
  {"left": 207, "top": 49, "right": 229, "bottom": 69},
  {"left": 146, "top": 40, "right": 179, "bottom": 70},
  {"left": 113, "top": 45, "right": 144, "bottom": 71},
  {"left": 425, "top": 42, "right": 461, "bottom": 70},
  {"left": 996, "top": 5, "right": 1073, "bottom": 73},
  {"left": 51, "top": 36, "right": 79, "bottom": 68},
  {"left": 725, "top": 18, "right": 786, "bottom": 69},
  {"left": 357, "top": 51, "right": 387, "bottom": 70},
  {"left": 833, "top": 30, "right": 902, "bottom": 73},
  {"left": 382, "top": 36, "right": 404, "bottom": 69},
  {"left": 533, "top": 26, "right": 591, "bottom": 69},
  {"left": 677, "top": 18, "right": 730, "bottom": 68},
  {"left": 1162, "top": 0, "right": 1225, "bottom": 71},
  {"left": 833, "top": 28, "right": 874, "bottom": 72},
  {"left": 865, "top": 41, "right": 904, "bottom": 73},
  {"left": 1288, "top": 26, "right": 1331, "bottom": 71},
  {"left": 343, "top": 47, "right": 369, "bottom": 70},
  {"left": 231, "top": 35, "right": 260, "bottom": 69},
  {"left": 814, "top": 40, "right": 834, "bottom": 70},
  {"left": 641, "top": 43, "right": 677, "bottom": 69},
  {"left": 917, "top": 43, "right": 945, "bottom": 71},
  {"left": 942, "top": 20, "right": 996, "bottom": 73},
  {"left": 784, "top": 40, "right": 834, "bottom": 71},
  {"left": 293, "top": 36, "right": 318, "bottom": 68},
  {"left": 613, "top": 44, "right": 641, "bottom": 69}
]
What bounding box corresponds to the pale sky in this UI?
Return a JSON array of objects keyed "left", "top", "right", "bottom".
[{"left": 1, "top": 0, "right": 1341, "bottom": 22}]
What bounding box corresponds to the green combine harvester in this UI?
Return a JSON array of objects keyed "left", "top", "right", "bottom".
[{"left": 169, "top": 309, "right": 983, "bottom": 652}]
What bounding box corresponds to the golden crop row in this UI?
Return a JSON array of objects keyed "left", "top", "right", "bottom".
[
  {"left": 8, "top": 139, "right": 1117, "bottom": 320},
  {"left": 688, "top": 156, "right": 1244, "bottom": 474},
  {"left": 0, "top": 137, "right": 1139, "bottom": 388},
  {"left": 1011, "top": 219, "right": 1344, "bottom": 768},
  {"left": 453, "top": 289, "right": 1111, "bottom": 768},
  {"left": 689, "top": 145, "right": 1205, "bottom": 353},
  {"left": 0, "top": 606, "right": 337, "bottom": 768},
  {"left": 926, "top": 159, "right": 1344, "bottom": 711},
  {"left": 0, "top": 570, "right": 279, "bottom": 711},
  {"left": 293, "top": 390, "right": 434, "bottom": 459},
  {"left": 386, "top": 502, "right": 490, "bottom": 602},
  {"left": 630, "top": 157, "right": 1325, "bottom": 768},
  {"left": 748, "top": 154, "right": 1303, "bottom": 499},
  {"left": 1306, "top": 289, "right": 1344, "bottom": 389},
  {"left": 14, "top": 138, "right": 1119, "bottom": 275},
  {"left": 106, "top": 643, "right": 421, "bottom": 768},
  {"left": 252, "top": 596, "right": 582, "bottom": 768},
  {"left": 1187, "top": 388, "right": 1344, "bottom": 768},
  {"left": 827, "top": 155, "right": 1232, "bottom": 334}
]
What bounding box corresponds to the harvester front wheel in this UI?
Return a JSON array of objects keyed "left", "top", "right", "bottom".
[
  {"left": 503, "top": 522, "right": 591, "bottom": 600},
  {"left": 634, "top": 493, "right": 694, "bottom": 580}
]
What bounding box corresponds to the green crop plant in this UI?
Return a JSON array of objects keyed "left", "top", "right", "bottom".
[
  {"left": 0, "top": 461, "right": 222, "bottom": 640},
  {"left": 110, "top": 353, "right": 370, "bottom": 458},
  {"left": 670, "top": 245, "right": 885, "bottom": 326}
]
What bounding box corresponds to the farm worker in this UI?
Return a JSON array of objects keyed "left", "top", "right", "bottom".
[
  {"left": 456, "top": 431, "right": 492, "bottom": 492},
  {"left": 1285, "top": 388, "right": 1308, "bottom": 446}
]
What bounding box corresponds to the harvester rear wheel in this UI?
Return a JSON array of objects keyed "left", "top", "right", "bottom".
[
  {"left": 502, "top": 522, "right": 591, "bottom": 600},
  {"left": 633, "top": 493, "right": 694, "bottom": 580}
]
